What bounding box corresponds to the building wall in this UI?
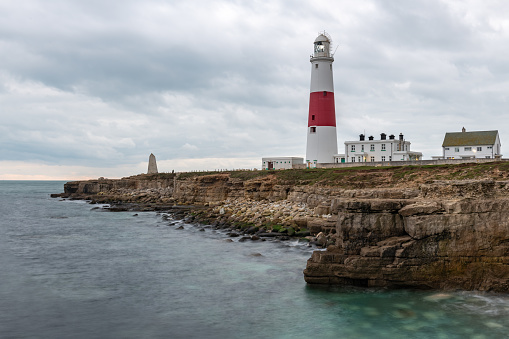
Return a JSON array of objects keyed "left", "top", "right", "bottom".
[
  {"left": 443, "top": 144, "right": 498, "bottom": 159},
  {"left": 262, "top": 157, "right": 304, "bottom": 170},
  {"left": 310, "top": 58, "right": 334, "bottom": 92},
  {"left": 344, "top": 139, "right": 416, "bottom": 162},
  {"left": 306, "top": 126, "right": 338, "bottom": 165}
]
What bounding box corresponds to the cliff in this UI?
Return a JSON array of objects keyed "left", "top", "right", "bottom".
[{"left": 55, "top": 162, "right": 509, "bottom": 292}]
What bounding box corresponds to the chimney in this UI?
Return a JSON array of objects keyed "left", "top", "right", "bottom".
[
  {"left": 359, "top": 134, "right": 365, "bottom": 141},
  {"left": 389, "top": 134, "right": 395, "bottom": 140},
  {"left": 462, "top": 127, "right": 466, "bottom": 132},
  {"left": 380, "top": 133, "right": 386, "bottom": 140},
  {"left": 368, "top": 135, "right": 374, "bottom": 141},
  {"left": 399, "top": 133, "right": 404, "bottom": 141}
]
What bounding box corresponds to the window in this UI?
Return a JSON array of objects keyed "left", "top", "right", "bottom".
[
  {"left": 311, "top": 115, "right": 315, "bottom": 121},
  {"left": 310, "top": 127, "right": 316, "bottom": 133},
  {"left": 370, "top": 156, "right": 375, "bottom": 162},
  {"left": 477, "top": 147, "right": 482, "bottom": 151},
  {"left": 361, "top": 145, "right": 364, "bottom": 152},
  {"left": 488, "top": 146, "right": 493, "bottom": 149},
  {"left": 465, "top": 147, "right": 472, "bottom": 151},
  {"left": 315, "top": 64, "right": 318, "bottom": 69},
  {"left": 370, "top": 144, "right": 375, "bottom": 151},
  {"left": 455, "top": 147, "right": 460, "bottom": 152},
  {"left": 389, "top": 156, "right": 392, "bottom": 161},
  {"left": 486, "top": 156, "right": 491, "bottom": 158},
  {"left": 381, "top": 144, "right": 386, "bottom": 151},
  {"left": 381, "top": 156, "right": 386, "bottom": 161},
  {"left": 351, "top": 145, "right": 355, "bottom": 152},
  {"left": 445, "top": 147, "right": 450, "bottom": 151},
  {"left": 358, "top": 156, "right": 362, "bottom": 162},
  {"left": 323, "top": 91, "right": 327, "bottom": 96},
  {"left": 351, "top": 157, "right": 355, "bottom": 162}
]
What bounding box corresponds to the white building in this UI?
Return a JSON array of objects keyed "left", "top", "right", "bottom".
[
  {"left": 344, "top": 133, "right": 422, "bottom": 163},
  {"left": 305, "top": 32, "right": 338, "bottom": 167},
  {"left": 262, "top": 157, "right": 304, "bottom": 170},
  {"left": 441, "top": 128, "right": 501, "bottom": 159}
]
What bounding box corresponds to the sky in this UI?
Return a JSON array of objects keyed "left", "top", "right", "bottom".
[{"left": 1, "top": 0, "right": 508, "bottom": 180}]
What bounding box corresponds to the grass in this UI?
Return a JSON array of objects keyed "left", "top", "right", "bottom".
[{"left": 146, "top": 161, "right": 509, "bottom": 188}]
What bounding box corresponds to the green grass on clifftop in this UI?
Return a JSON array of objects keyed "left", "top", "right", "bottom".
[{"left": 173, "top": 161, "right": 509, "bottom": 189}]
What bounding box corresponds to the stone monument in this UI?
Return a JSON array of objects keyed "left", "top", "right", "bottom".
[{"left": 147, "top": 153, "right": 158, "bottom": 174}]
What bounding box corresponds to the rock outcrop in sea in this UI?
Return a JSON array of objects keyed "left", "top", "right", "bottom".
[{"left": 53, "top": 163, "right": 509, "bottom": 292}]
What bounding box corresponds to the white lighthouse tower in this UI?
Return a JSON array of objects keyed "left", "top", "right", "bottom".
[{"left": 305, "top": 32, "right": 338, "bottom": 168}]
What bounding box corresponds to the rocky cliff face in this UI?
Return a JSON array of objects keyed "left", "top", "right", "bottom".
[
  {"left": 304, "top": 180, "right": 509, "bottom": 292},
  {"left": 57, "top": 170, "right": 509, "bottom": 292}
]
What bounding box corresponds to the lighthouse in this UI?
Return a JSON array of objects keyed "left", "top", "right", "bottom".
[{"left": 305, "top": 33, "right": 338, "bottom": 167}]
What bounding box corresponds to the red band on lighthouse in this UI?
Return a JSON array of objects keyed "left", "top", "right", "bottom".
[{"left": 308, "top": 91, "right": 336, "bottom": 127}]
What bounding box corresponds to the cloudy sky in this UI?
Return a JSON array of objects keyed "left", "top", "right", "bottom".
[{"left": 1, "top": 0, "right": 508, "bottom": 180}]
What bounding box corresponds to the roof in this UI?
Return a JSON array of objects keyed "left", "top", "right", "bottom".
[
  {"left": 314, "top": 34, "right": 329, "bottom": 43},
  {"left": 442, "top": 130, "right": 498, "bottom": 147}
]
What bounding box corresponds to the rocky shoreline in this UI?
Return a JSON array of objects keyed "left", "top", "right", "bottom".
[{"left": 53, "top": 164, "right": 509, "bottom": 292}]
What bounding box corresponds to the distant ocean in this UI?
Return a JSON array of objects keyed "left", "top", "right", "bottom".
[{"left": 1, "top": 180, "right": 509, "bottom": 338}]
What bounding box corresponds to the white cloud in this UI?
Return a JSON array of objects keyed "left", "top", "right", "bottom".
[{"left": 1, "top": 0, "right": 509, "bottom": 179}]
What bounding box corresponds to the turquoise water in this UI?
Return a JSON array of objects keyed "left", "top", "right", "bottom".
[{"left": 1, "top": 181, "right": 508, "bottom": 338}]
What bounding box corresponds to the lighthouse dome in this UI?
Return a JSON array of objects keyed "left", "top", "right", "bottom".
[{"left": 314, "top": 34, "right": 330, "bottom": 43}]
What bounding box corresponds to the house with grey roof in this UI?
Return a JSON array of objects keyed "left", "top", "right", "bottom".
[{"left": 440, "top": 128, "right": 501, "bottom": 159}]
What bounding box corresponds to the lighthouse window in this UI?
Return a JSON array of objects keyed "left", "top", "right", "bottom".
[
  {"left": 311, "top": 115, "right": 315, "bottom": 121},
  {"left": 315, "top": 64, "right": 318, "bottom": 69},
  {"left": 323, "top": 91, "right": 327, "bottom": 96},
  {"left": 314, "top": 43, "right": 325, "bottom": 53},
  {"left": 310, "top": 127, "right": 316, "bottom": 133}
]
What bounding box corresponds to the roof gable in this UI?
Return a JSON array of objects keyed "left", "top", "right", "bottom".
[{"left": 442, "top": 130, "right": 498, "bottom": 147}]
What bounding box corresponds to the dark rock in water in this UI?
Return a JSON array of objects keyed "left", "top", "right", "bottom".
[
  {"left": 90, "top": 207, "right": 100, "bottom": 210},
  {"left": 161, "top": 214, "right": 170, "bottom": 220},
  {"left": 105, "top": 206, "right": 129, "bottom": 212},
  {"left": 258, "top": 232, "right": 283, "bottom": 238},
  {"left": 228, "top": 232, "right": 240, "bottom": 237},
  {"left": 250, "top": 253, "right": 263, "bottom": 257},
  {"left": 279, "top": 236, "right": 290, "bottom": 241},
  {"left": 199, "top": 228, "right": 205, "bottom": 232},
  {"left": 133, "top": 214, "right": 138, "bottom": 216},
  {"left": 224, "top": 239, "right": 234, "bottom": 243},
  {"left": 251, "top": 235, "right": 260, "bottom": 241},
  {"left": 176, "top": 226, "right": 184, "bottom": 230},
  {"left": 245, "top": 226, "right": 258, "bottom": 234},
  {"left": 238, "top": 236, "right": 251, "bottom": 242}
]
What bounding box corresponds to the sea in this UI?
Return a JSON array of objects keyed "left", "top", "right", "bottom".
[{"left": 1, "top": 180, "right": 509, "bottom": 339}]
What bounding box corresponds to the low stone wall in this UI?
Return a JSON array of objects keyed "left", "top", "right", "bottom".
[{"left": 303, "top": 158, "right": 507, "bottom": 169}]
